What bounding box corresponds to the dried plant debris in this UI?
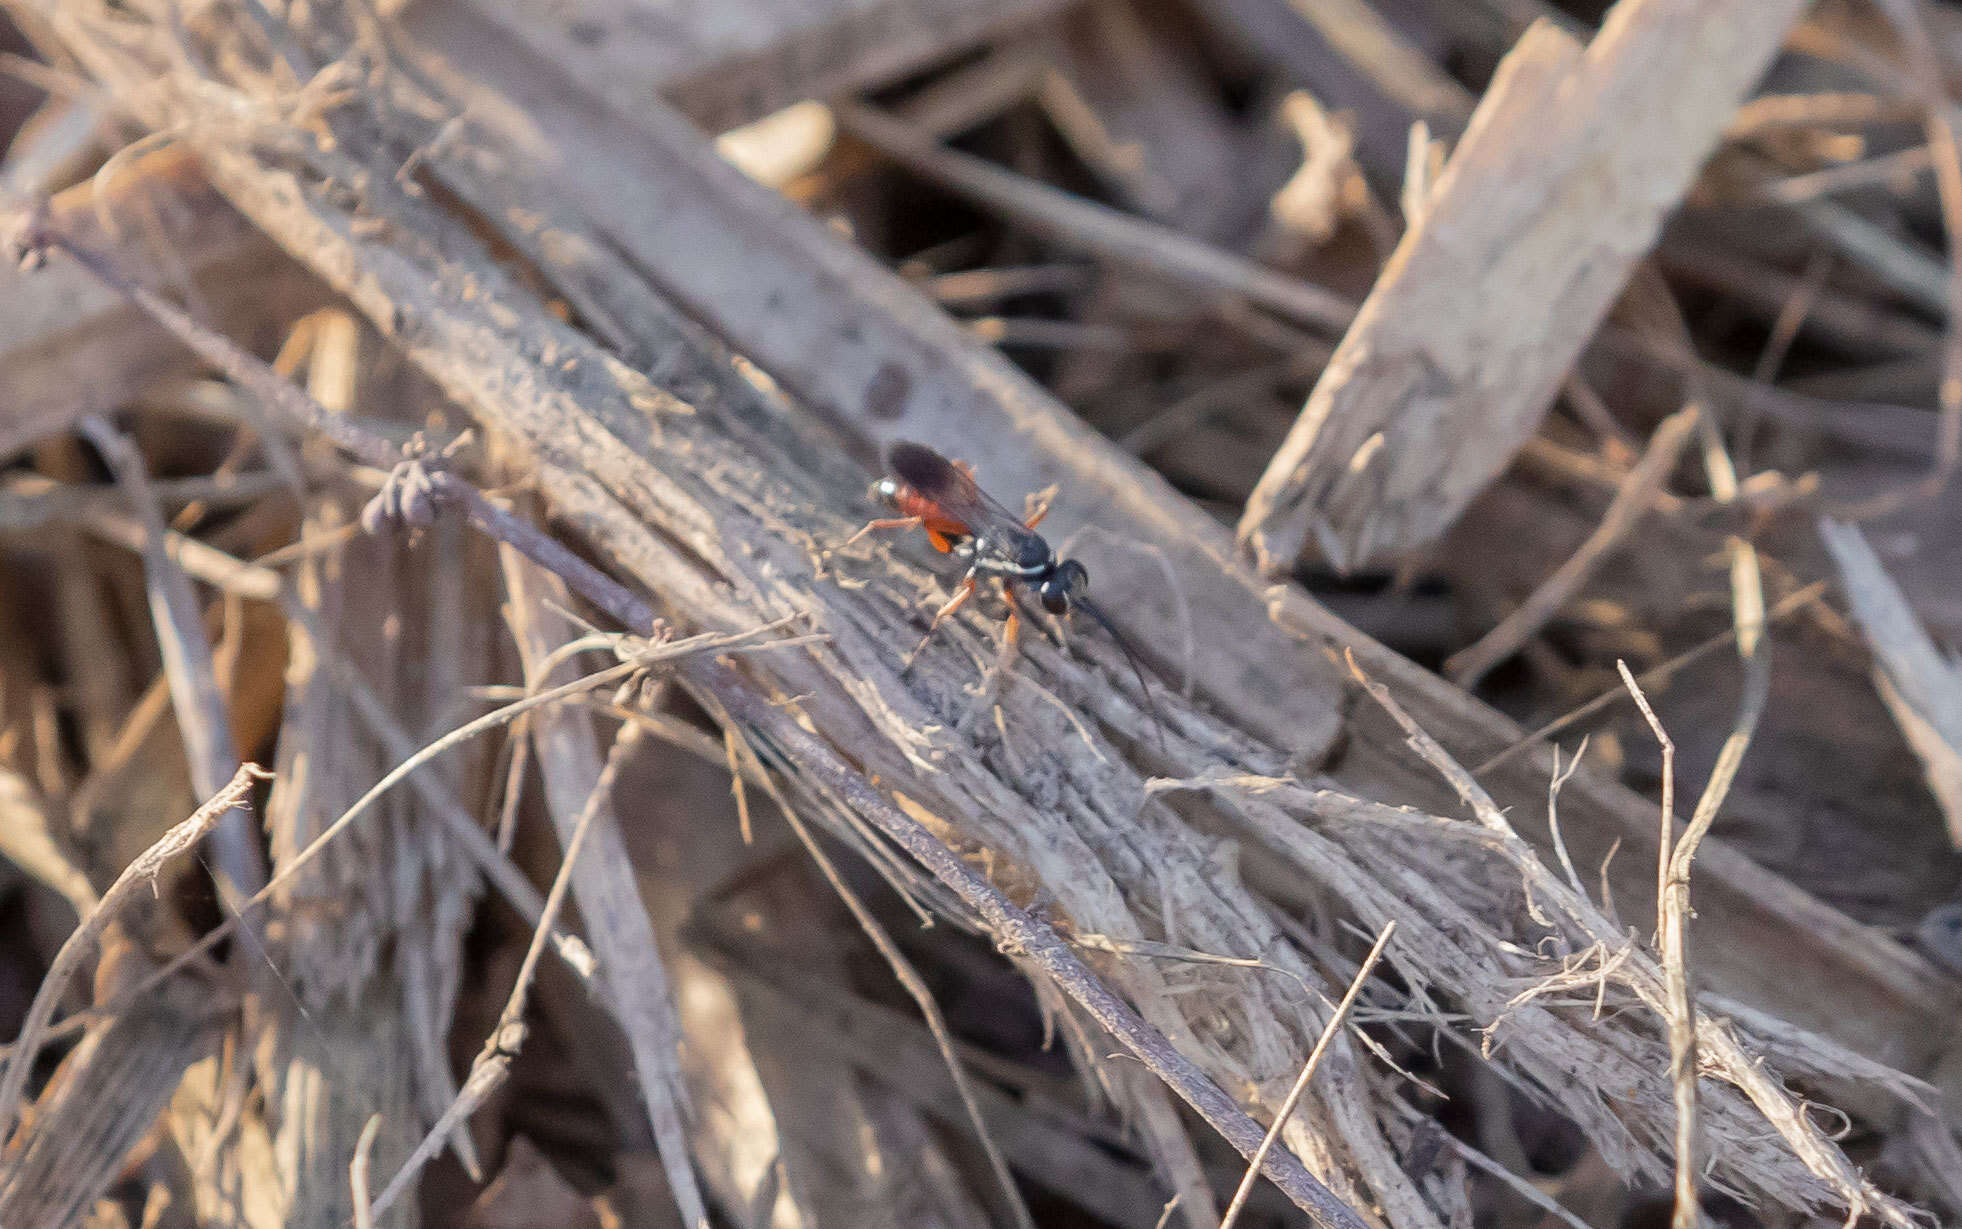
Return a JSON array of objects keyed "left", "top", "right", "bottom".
[{"left": 1, "top": 1, "right": 1960, "bottom": 1227}]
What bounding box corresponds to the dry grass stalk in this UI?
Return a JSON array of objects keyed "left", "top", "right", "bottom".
[
  {"left": 1219, "top": 920, "right": 1397, "bottom": 1229},
  {"left": 692, "top": 909, "right": 1178, "bottom": 1227},
  {"left": 350, "top": 1112, "right": 382, "bottom": 1229},
  {"left": 707, "top": 699, "right": 1037, "bottom": 1229},
  {"left": 1237, "top": 1, "right": 1813, "bottom": 574},
  {"left": 78, "top": 416, "right": 265, "bottom": 898},
  {"left": 1819, "top": 518, "right": 1962, "bottom": 846},
  {"left": 363, "top": 722, "right": 641, "bottom": 1223}
]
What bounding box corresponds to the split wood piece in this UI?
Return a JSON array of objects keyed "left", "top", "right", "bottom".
[
  {"left": 382, "top": 0, "right": 1962, "bottom": 1101},
  {"left": 456, "top": 0, "right": 1073, "bottom": 138},
  {"left": 0, "top": 146, "right": 328, "bottom": 462},
  {"left": 1236, "top": 4, "right": 1813, "bottom": 575}
]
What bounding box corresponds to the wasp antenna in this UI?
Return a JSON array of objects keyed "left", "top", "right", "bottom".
[{"left": 1073, "top": 597, "right": 1168, "bottom": 755}]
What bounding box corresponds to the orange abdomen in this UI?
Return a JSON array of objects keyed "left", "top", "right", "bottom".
[{"left": 894, "top": 488, "right": 970, "bottom": 552}]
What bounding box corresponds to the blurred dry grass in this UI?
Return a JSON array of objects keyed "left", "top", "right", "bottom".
[{"left": 1, "top": 1, "right": 1960, "bottom": 1227}]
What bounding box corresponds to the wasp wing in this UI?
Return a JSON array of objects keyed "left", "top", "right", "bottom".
[{"left": 885, "top": 441, "right": 1034, "bottom": 543}]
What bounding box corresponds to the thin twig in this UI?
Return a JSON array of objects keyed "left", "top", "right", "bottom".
[
  {"left": 350, "top": 1113, "right": 382, "bottom": 1229},
  {"left": 1344, "top": 649, "right": 1514, "bottom": 838},
  {"left": 20, "top": 227, "right": 397, "bottom": 467},
  {"left": 1618, "top": 662, "right": 1675, "bottom": 940},
  {"left": 1546, "top": 737, "right": 1590, "bottom": 903},
  {"left": 0, "top": 763, "right": 269, "bottom": 1143},
  {"left": 705, "top": 707, "right": 1037, "bottom": 1229},
  {"left": 23, "top": 223, "right": 661, "bottom": 633},
  {"left": 1445, "top": 407, "right": 1698, "bottom": 687},
  {"left": 835, "top": 101, "right": 1357, "bottom": 333},
  {"left": 1218, "top": 920, "right": 1397, "bottom": 1229},
  {"left": 1472, "top": 581, "right": 1826, "bottom": 777}
]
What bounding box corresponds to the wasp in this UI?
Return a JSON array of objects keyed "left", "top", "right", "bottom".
[{"left": 848, "top": 441, "right": 1160, "bottom": 736}]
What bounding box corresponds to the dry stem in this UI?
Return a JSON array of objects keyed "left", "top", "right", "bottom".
[{"left": 1219, "top": 920, "right": 1398, "bottom": 1229}]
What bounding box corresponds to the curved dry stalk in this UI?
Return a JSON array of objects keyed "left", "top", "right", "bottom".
[
  {"left": 78, "top": 415, "right": 265, "bottom": 900},
  {"left": 349, "top": 1113, "right": 381, "bottom": 1229},
  {"left": 0, "top": 763, "right": 267, "bottom": 1143}
]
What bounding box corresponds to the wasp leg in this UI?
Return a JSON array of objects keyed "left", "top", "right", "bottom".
[
  {"left": 998, "top": 579, "right": 1024, "bottom": 664},
  {"left": 903, "top": 571, "right": 977, "bottom": 666},
  {"left": 842, "top": 515, "right": 923, "bottom": 548}
]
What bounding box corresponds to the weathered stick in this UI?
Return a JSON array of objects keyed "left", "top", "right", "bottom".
[{"left": 1237, "top": 2, "right": 1812, "bottom": 573}]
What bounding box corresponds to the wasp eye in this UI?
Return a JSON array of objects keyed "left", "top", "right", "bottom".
[{"left": 869, "top": 478, "right": 900, "bottom": 509}]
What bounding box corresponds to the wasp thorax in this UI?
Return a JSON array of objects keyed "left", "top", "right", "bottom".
[{"left": 1012, "top": 534, "right": 1051, "bottom": 570}]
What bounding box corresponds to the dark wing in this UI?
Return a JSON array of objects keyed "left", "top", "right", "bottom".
[{"left": 885, "top": 441, "right": 1032, "bottom": 539}]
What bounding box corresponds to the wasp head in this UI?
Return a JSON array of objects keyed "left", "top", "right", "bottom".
[
  {"left": 868, "top": 476, "right": 903, "bottom": 510},
  {"left": 1038, "top": 559, "right": 1090, "bottom": 615}
]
